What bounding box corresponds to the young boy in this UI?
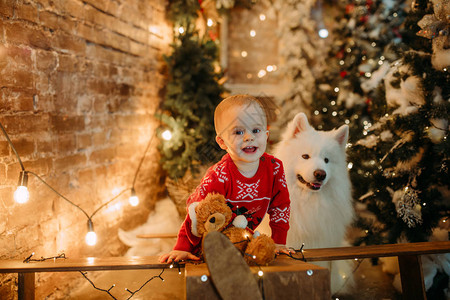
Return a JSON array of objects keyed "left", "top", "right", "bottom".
[{"left": 159, "top": 94, "right": 291, "bottom": 263}]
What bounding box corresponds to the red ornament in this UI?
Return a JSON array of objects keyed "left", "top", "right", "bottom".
[
  {"left": 360, "top": 15, "right": 369, "bottom": 23},
  {"left": 340, "top": 71, "right": 348, "bottom": 78},
  {"left": 365, "top": 98, "right": 372, "bottom": 113},
  {"left": 208, "top": 30, "right": 217, "bottom": 41},
  {"left": 346, "top": 4, "right": 355, "bottom": 14},
  {"left": 393, "top": 27, "right": 402, "bottom": 38}
]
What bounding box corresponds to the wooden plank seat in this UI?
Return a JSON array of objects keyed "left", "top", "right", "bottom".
[{"left": 0, "top": 241, "right": 449, "bottom": 300}]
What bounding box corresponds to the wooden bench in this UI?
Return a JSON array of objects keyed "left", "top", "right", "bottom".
[{"left": 0, "top": 241, "right": 449, "bottom": 300}]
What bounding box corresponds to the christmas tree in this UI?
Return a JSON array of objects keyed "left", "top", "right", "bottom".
[
  {"left": 159, "top": 1, "right": 227, "bottom": 180},
  {"left": 313, "top": 0, "right": 449, "bottom": 245},
  {"left": 311, "top": 0, "right": 407, "bottom": 139},
  {"left": 351, "top": 0, "right": 449, "bottom": 246}
]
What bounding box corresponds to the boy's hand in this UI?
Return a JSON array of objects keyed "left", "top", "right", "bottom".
[
  {"left": 275, "top": 244, "right": 292, "bottom": 256},
  {"left": 159, "top": 250, "right": 200, "bottom": 263}
]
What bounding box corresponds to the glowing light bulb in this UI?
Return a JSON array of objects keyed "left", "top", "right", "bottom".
[
  {"left": 129, "top": 195, "right": 139, "bottom": 206},
  {"left": 14, "top": 171, "right": 29, "bottom": 204},
  {"left": 258, "top": 270, "right": 264, "bottom": 276},
  {"left": 129, "top": 188, "right": 139, "bottom": 207},
  {"left": 85, "top": 231, "right": 97, "bottom": 246},
  {"left": 318, "top": 28, "right": 329, "bottom": 38},
  {"left": 259, "top": 14, "right": 266, "bottom": 21},
  {"left": 14, "top": 186, "right": 29, "bottom": 204},
  {"left": 241, "top": 51, "right": 248, "bottom": 57},
  {"left": 178, "top": 27, "right": 185, "bottom": 34},
  {"left": 85, "top": 219, "right": 97, "bottom": 246},
  {"left": 207, "top": 19, "right": 213, "bottom": 27},
  {"left": 162, "top": 130, "right": 172, "bottom": 140},
  {"left": 249, "top": 30, "right": 256, "bottom": 37}
]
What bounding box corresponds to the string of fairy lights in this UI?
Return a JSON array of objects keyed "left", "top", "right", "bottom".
[
  {"left": 0, "top": 121, "right": 159, "bottom": 247},
  {"left": 79, "top": 268, "right": 167, "bottom": 300}
]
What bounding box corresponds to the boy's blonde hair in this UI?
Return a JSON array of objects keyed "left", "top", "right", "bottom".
[{"left": 214, "top": 94, "right": 268, "bottom": 135}]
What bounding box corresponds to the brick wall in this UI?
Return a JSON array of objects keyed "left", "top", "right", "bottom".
[{"left": 0, "top": 0, "right": 172, "bottom": 298}]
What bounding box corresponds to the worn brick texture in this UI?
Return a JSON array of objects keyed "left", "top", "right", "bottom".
[{"left": 0, "top": 0, "right": 172, "bottom": 298}]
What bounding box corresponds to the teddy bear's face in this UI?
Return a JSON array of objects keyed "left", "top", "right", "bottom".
[
  {"left": 195, "top": 193, "right": 232, "bottom": 236},
  {"left": 205, "top": 213, "right": 227, "bottom": 233}
]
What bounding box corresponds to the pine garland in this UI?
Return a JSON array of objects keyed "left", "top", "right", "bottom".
[{"left": 159, "top": 4, "right": 226, "bottom": 179}]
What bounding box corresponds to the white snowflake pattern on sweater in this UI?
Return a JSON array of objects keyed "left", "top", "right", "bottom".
[
  {"left": 273, "top": 160, "right": 281, "bottom": 176},
  {"left": 214, "top": 161, "right": 229, "bottom": 183},
  {"left": 279, "top": 172, "right": 287, "bottom": 188},
  {"left": 270, "top": 206, "right": 290, "bottom": 223},
  {"left": 236, "top": 179, "right": 260, "bottom": 200}
]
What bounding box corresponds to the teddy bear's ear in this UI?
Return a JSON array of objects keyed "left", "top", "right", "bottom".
[{"left": 189, "top": 202, "right": 201, "bottom": 237}]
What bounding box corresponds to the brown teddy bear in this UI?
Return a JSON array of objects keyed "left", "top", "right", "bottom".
[{"left": 190, "top": 193, "right": 276, "bottom": 265}]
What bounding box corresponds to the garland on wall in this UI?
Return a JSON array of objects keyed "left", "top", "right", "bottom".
[
  {"left": 158, "top": 23, "right": 226, "bottom": 180},
  {"left": 158, "top": 1, "right": 226, "bottom": 181}
]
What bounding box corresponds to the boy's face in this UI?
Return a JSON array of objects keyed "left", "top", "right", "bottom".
[{"left": 216, "top": 103, "right": 268, "bottom": 165}]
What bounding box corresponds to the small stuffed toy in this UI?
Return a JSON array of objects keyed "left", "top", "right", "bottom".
[{"left": 190, "top": 193, "right": 276, "bottom": 265}]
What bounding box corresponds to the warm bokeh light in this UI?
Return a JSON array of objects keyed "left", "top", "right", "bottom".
[
  {"left": 162, "top": 130, "right": 172, "bottom": 140},
  {"left": 318, "top": 28, "right": 329, "bottom": 38}
]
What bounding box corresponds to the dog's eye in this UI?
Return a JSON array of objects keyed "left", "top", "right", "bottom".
[
  {"left": 324, "top": 158, "right": 329, "bottom": 163},
  {"left": 302, "top": 154, "right": 310, "bottom": 159}
]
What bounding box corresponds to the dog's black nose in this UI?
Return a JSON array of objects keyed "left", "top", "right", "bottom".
[
  {"left": 209, "top": 217, "right": 216, "bottom": 223},
  {"left": 314, "top": 169, "right": 326, "bottom": 181}
]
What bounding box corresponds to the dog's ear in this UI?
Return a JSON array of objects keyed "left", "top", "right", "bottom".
[
  {"left": 334, "top": 125, "right": 349, "bottom": 148},
  {"left": 287, "top": 113, "right": 310, "bottom": 138}
]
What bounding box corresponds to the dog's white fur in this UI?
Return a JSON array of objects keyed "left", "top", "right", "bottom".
[{"left": 260, "top": 112, "right": 355, "bottom": 294}]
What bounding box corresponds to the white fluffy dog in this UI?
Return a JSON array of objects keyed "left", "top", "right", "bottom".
[{"left": 265, "top": 112, "right": 355, "bottom": 294}]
